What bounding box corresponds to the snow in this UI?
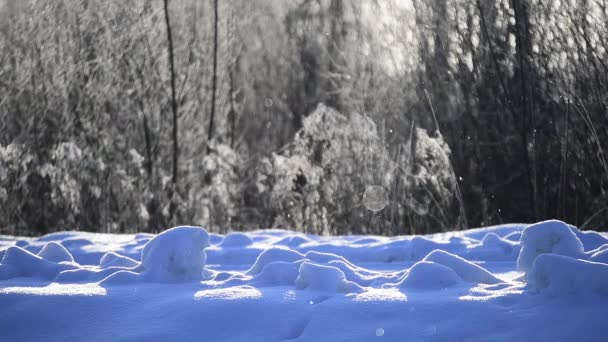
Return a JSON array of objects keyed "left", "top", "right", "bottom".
[
  {"left": 398, "top": 261, "right": 462, "bottom": 289},
  {"left": 246, "top": 247, "right": 304, "bottom": 274},
  {"left": 37, "top": 242, "right": 74, "bottom": 263},
  {"left": 138, "top": 226, "right": 210, "bottom": 282},
  {"left": 423, "top": 249, "right": 502, "bottom": 284},
  {"left": 589, "top": 245, "right": 608, "bottom": 263},
  {"left": 0, "top": 220, "right": 607, "bottom": 341},
  {"left": 527, "top": 254, "right": 608, "bottom": 296},
  {"left": 98, "top": 251, "right": 138, "bottom": 268},
  {"left": 221, "top": 232, "right": 253, "bottom": 247},
  {"left": 253, "top": 260, "right": 303, "bottom": 286},
  {"left": 516, "top": 219, "right": 585, "bottom": 271},
  {"left": 295, "top": 261, "right": 363, "bottom": 293},
  {"left": 0, "top": 246, "right": 75, "bottom": 280}
]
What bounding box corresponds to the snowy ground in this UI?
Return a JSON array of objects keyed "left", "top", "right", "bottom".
[{"left": 1, "top": 220, "right": 608, "bottom": 341}]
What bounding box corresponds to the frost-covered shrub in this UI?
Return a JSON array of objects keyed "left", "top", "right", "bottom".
[
  {"left": 0, "top": 143, "right": 52, "bottom": 234},
  {"left": 254, "top": 104, "right": 390, "bottom": 233},
  {"left": 0, "top": 141, "right": 148, "bottom": 234},
  {"left": 254, "top": 104, "right": 461, "bottom": 234},
  {"left": 185, "top": 141, "right": 242, "bottom": 231},
  {"left": 42, "top": 142, "right": 105, "bottom": 224},
  {"left": 404, "top": 129, "right": 452, "bottom": 214},
  {"left": 399, "top": 128, "right": 461, "bottom": 230}
]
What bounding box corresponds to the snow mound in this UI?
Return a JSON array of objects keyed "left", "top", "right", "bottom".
[
  {"left": 358, "top": 236, "right": 450, "bottom": 263},
  {"left": 99, "top": 270, "right": 140, "bottom": 286},
  {"left": 0, "top": 246, "right": 74, "bottom": 280},
  {"left": 99, "top": 252, "right": 139, "bottom": 268},
  {"left": 466, "top": 233, "right": 519, "bottom": 261},
  {"left": 295, "top": 261, "right": 363, "bottom": 293},
  {"left": 423, "top": 250, "right": 502, "bottom": 284},
  {"left": 60, "top": 238, "right": 94, "bottom": 248},
  {"left": 588, "top": 245, "right": 608, "bottom": 264},
  {"left": 15, "top": 240, "right": 29, "bottom": 247},
  {"left": 517, "top": 220, "right": 584, "bottom": 271},
  {"left": 138, "top": 226, "right": 210, "bottom": 282},
  {"left": 209, "top": 233, "right": 224, "bottom": 245},
  {"left": 527, "top": 253, "right": 608, "bottom": 296},
  {"left": 573, "top": 229, "right": 608, "bottom": 251},
  {"left": 254, "top": 260, "right": 303, "bottom": 286},
  {"left": 37, "top": 242, "right": 74, "bottom": 263},
  {"left": 55, "top": 267, "right": 120, "bottom": 283},
  {"left": 305, "top": 250, "right": 353, "bottom": 265},
  {"left": 324, "top": 260, "right": 390, "bottom": 286},
  {"left": 503, "top": 231, "right": 522, "bottom": 242},
  {"left": 404, "top": 236, "right": 447, "bottom": 260},
  {"left": 247, "top": 247, "right": 304, "bottom": 275},
  {"left": 399, "top": 261, "right": 462, "bottom": 289},
  {"left": 275, "top": 235, "right": 311, "bottom": 247},
  {"left": 36, "top": 232, "right": 78, "bottom": 242},
  {"left": 221, "top": 232, "right": 253, "bottom": 247},
  {"left": 481, "top": 232, "right": 512, "bottom": 250}
]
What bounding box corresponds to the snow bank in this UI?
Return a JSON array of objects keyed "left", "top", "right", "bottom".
[
  {"left": 527, "top": 253, "right": 608, "bottom": 296},
  {"left": 138, "top": 226, "right": 210, "bottom": 282},
  {"left": 423, "top": 250, "right": 502, "bottom": 284},
  {"left": 37, "top": 242, "right": 74, "bottom": 263},
  {"left": 517, "top": 220, "right": 584, "bottom": 271},
  {"left": 398, "top": 261, "right": 462, "bottom": 289},
  {"left": 295, "top": 262, "right": 363, "bottom": 293}
]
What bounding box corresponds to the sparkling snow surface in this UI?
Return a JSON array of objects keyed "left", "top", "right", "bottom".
[{"left": 1, "top": 220, "right": 608, "bottom": 341}]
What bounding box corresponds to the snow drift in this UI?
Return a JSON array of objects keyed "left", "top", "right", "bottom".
[{"left": 0, "top": 220, "right": 607, "bottom": 341}]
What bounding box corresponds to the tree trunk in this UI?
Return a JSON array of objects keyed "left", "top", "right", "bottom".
[
  {"left": 164, "top": 0, "right": 179, "bottom": 222},
  {"left": 207, "top": 0, "right": 219, "bottom": 152},
  {"left": 511, "top": 0, "right": 538, "bottom": 221}
]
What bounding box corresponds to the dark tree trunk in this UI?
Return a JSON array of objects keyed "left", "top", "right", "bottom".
[
  {"left": 207, "top": 0, "right": 219, "bottom": 152},
  {"left": 164, "top": 0, "right": 179, "bottom": 222}
]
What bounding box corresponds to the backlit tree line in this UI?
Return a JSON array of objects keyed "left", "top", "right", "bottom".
[{"left": 0, "top": 0, "right": 606, "bottom": 235}]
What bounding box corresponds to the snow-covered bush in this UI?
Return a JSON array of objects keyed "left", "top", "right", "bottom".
[
  {"left": 254, "top": 104, "right": 389, "bottom": 233},
  {"left": 185, "top": 141, "right": 242, "bottom": 232},
  {"left": 0, "top": 141, "right": 148, "bottom": 234},
  {"left": 400, "top": 128, "right": 461, "bottom": 229},
  {"left": 254, "top": 104, "right": 460, "bottom": 234}
]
